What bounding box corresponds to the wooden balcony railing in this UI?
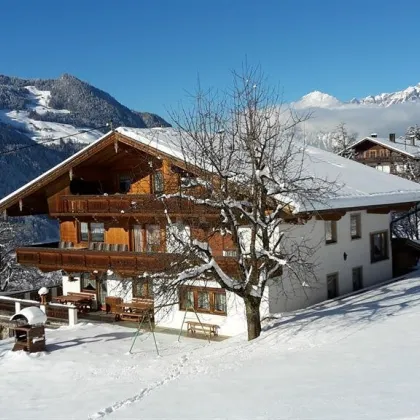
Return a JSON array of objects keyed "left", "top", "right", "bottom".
[
  {"left": 49, "top": 194, "right": 219, "bottom": 218},
  {"left": 16, "top": 247, "right": 241, "bottom": 277}
]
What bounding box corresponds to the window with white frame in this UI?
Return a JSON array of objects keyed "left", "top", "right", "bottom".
[
  {"left": 370, "top": 231, "right": 389, "bottom": 263},
  {"left": 325, "top": 221, "right": 337, "bottom": 244},
  {"left": 350, "top": 214, "right": 361, "bottom": 239}
]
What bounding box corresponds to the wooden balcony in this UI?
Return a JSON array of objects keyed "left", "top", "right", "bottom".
[
  {"left": 16, "top": 247, "right": 241, "bottom": 277},
  {"left": 49, "top": 194, "right": 220, "bottom": 219}
]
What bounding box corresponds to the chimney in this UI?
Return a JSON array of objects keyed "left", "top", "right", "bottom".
[
  {"left": 411, "top": 136, "right": 416, "bottom": 146},
  {"left": 389, "top": 133, "right": 396, "bottom": 143},
  {"left": 371, "top": 133, "right": 378, "bottom": 138}
]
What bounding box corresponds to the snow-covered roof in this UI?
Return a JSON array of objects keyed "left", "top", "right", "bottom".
[
  {"left": 117, "top": 128, "right": 420, "bottom": 213},
  {"left": 3, "top": 127, "right": 420, "bottom": 214},
  {"left": 350, "top": 136, "right": 420, "bottom": 159},
  {"left": 298, "top": 145, "right": 420, "bottom": 212}
]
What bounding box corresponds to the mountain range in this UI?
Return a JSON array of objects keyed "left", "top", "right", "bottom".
[
  {"left": 0, "top": 74, "right": 170, "bottom": 199},
  {"left": 292, "top": 83, "right": 420, "bottom": 150},
  {"left": 294, "top": 83, "right": 420, "bottom": 108}
]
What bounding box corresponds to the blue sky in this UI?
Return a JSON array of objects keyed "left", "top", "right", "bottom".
[{"left": 2, "top": 0, "right": 420, "bottom": 120}]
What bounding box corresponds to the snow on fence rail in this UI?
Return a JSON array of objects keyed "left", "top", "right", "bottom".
[{"left": 0, "top": 295, "right": 78, "bottom": 326}]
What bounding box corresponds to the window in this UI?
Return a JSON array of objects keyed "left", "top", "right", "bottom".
[
  {"left": 79, "top": 222, "right": 105, "bottom": 242},
  {"left": 197, "top": 291, "right": 210, "bottom": 310},
  {"left": 146, "top": 224, "right": 161, "bottom": 252},
  {"left": 376, "top": 164, "right": 390, "bottom": 173},
  {"left": 222, "top": 249, "right": 238, "bottom": 257},
  {"left": 119, "top": 175, "right": 131, "bottom": 193},
  {"left": 327, "top": 273, "right": 339, "bottom": 299},
  {"left": 352, "top": 267, "right": 363, "bottom": 291},
  {"left": 133, "top": 279, "right": 153, "bottom": 298},
  {"left": 152, "top": 171, "right": 164, "bottom": 194},
  {"left": 370, "top": 231, "right": 389, "bottom": 262},
  {"left": 214, "top": 293, "right": 227, "bottom": 313},
  {"left": 81, "top": 273, "right": 96, "bottom": 291},
  {"left": 350, "top": 214, "right": 361, "bottom": 239},
  {"left": 369, "top": 150, "right": 377, "bottom": 158},
  {"left": 91, "top": 223, "right": 105, "bottom": 242},
  {"left": 80, "top": 222, "right": 89, "bottom": 242},
  {"left": 179, "top": 286, "right": 227, "bottom": 315},
  {"left": 325, "top": 221, "right": 337, "bottom": 244}
]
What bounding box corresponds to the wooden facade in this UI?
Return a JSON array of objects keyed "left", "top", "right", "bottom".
[
  {"left": 351, "top": 136, "right": 419, "bottom": 175},
  {"left": 0, "top": 131, "right": 241, "bottom": 300}
]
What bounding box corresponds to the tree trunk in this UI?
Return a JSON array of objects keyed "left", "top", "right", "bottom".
[{"left": 244, "top": 294, "right": 262, "bottom": 341}]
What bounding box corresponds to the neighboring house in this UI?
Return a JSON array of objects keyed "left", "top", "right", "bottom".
[
  {"left": 346, "top": 133, "right": 420, "bottom": 174},
  {"left": 2, "top": 127, "right": 420, "bottom": 335}
]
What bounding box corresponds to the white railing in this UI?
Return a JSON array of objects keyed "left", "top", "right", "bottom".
[{"left": 0, "top": 295, "right": 78, "bottom": 326}]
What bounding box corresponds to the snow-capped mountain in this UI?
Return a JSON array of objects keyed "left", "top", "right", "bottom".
[
  {"left": 293, "top": 91, "right": 343, "bottom": 109},
  {"left": 351, "top": 83, "right": 420, "bottom": 107},
  {"left": 292, "top": 82, "right": 420, "bottom": 149},
  {"left": 0, "top": 74, "right": 170, "bottom": 146},
  {"left": 294, "top": 82, "right": 420, "bottom": 109},
  {"left": 0, "top": 74, "right": 170, "bottom": 198}
]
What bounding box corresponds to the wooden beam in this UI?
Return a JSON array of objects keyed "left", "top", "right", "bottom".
[
  {"left": 367, "top": 204, "right": 414, "bottom": 214},
  {"left": 315, "top": 211, "right": 345, "bottom": 221}
]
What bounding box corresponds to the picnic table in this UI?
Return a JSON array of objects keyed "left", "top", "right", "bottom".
[
  {"left": 115, "top": 301, "right": 154, "bottom": 323},
  {"left": 53, "top": 294, "right": 93, "bottom": 313}
]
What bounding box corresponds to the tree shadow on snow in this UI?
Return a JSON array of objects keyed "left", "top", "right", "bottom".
[
  {"left": 46, "top": 331, "right": 135, "bottom": 352},
  {"left": 261, "top": 280, "right": 420, "bottom": 342}
]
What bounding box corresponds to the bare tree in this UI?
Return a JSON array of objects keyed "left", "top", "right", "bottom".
[
  {"left": 405, "top": 125, "right": 420, "bottom": 144},
  {"left": 331, "top": 122, "right": 357, "bottom": 157},
  {"left": 147, "top": 65, "right": 337, "bottom": 341},
  {"left": 0, "top": 220, "right": 59, "bottom": 292}
]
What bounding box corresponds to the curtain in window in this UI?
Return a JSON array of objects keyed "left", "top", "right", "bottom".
[
  {"left": 214, "top": 293, "right": 227, "bottom": 312},
  {"left": 197, "top": 291, "right": 210, "bottom": 310},
  {"left": 133, "top": 225, "right": 143, "bottom": 252},
  {"left": 146, "top": 225, "right": 161, "bottom": 252},
  {"left": 81, "top": 273, "right": 96, "bottom": 290},
  {"left": 80, "top": 222, "right": 89, "bottom": 241},
  {"left": 91, "top": 223, "right": 105, "bottom": 242},
  {"left": 133, "top": 279, "right": 152, "bottom": 298}
]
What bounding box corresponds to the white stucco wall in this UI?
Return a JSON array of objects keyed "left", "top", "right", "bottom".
[
  {"left": 62, "top": 275, "right": 81, "bottom": 295},
  {"left": 106, "top": 277, "right": 133, "bottom": 302},
  {"left": 154, "top": 279, "right": 269, "bottom": 337},
  {"left": 269, "top": 211, "right": 392, "bottom": 313}
]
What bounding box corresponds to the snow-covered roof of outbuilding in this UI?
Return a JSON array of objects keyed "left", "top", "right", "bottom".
[
  {"left": 2, "top": 127, "right": 420, "bottom": 215},
  {"left": 298, "top": 145, "right": 420, "bottom": 212},
  {"left": 349, "top": 136, "right": 420, "bottom": 159}
]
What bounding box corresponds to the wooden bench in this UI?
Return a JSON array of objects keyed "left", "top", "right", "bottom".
[
  {"left": 56, "top": 292, "right": 95, "bottom": 313},
  {"left": 187, "top": 321, "right": 219, "bottom": 336},
  {"left": 131, "top": 297, "right": 154, "bottom": 306},
  {"left": 115, "top": 301, "right": 154, "bottom": 323}
]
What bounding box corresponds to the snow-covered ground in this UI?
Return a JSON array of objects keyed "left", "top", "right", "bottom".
[
  {"left": 2, "top": 274, "right": 420, "bottom": 419},
  {"left": 0, "top": 86, "right": 102, "bottom": 144}
]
